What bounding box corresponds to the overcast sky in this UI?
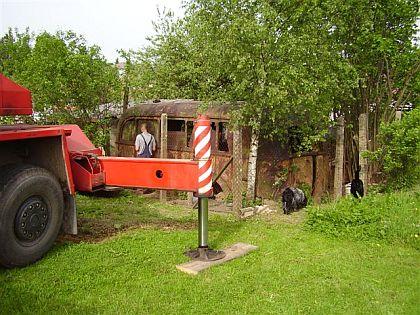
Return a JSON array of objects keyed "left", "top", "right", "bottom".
[{"left": 0, "top": 0, "right": 184, "bottom": 61}]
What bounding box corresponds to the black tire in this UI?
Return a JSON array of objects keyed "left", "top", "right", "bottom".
[{"left": 0, "top": 164, "right": 64, "bottom": 268}]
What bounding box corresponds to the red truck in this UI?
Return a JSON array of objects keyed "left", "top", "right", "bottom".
[{"left": 0, "top": 74, "right": 217, "bottom": 268}]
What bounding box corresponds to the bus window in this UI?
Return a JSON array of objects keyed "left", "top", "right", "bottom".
[
  {"left": 218, "top": 122, "right": 229, "bottom": 152},
  {"left": 167, "top": 119, "right": 186, "bottom": 149},
  {"left": 121, "top": 119, "right": 136, "bottom": 142}
]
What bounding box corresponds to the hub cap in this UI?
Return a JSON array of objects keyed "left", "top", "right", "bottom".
[{"left": 15, "top": 197, "right": 49, "bottom": 243}]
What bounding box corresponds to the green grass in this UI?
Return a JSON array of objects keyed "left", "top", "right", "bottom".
[{"left": 1, "top": 191, "right": 419, "bottom": 314}]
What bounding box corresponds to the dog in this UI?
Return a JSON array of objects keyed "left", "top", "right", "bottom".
[
  {"left": 282, "top": 187, "right": 308, "bottom": 215},
  {"left": 212, "top": 181, "right": 223, "bottom": 197},
  {"left": 350, "top": 168, "right": 364, "bottom": 198}
]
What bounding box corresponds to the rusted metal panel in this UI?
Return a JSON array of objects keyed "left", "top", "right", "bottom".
[
  {"left": 118, "top": 143, "right": 135, "bottom": 157},
  {"left": 122, "top": 100, "right": 231, "bottom": 121},
  {"left": 313, "top": 155, "right": 331, "bottom": 203}
]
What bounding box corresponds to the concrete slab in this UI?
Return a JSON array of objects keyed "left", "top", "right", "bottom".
[{"left": 176, "top": 242, "right": 258, "bottom": 275}]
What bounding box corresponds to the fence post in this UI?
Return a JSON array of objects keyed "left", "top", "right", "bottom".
[
  {"left": 160, "top": 113, "right": 168, "bottom": 202},
  {"left": 359, "top": 113, "right": 368, "bottom": 193},
  {"left": 232, "top": 128, "right": 243, "bottom": 215},
  {"left": 334, "top": 116, "right": 345, "bottom": 199}
]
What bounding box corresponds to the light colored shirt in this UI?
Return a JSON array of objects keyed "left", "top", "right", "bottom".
[{"left": 135, "top": 132, "right": 156, "bottom": 155}]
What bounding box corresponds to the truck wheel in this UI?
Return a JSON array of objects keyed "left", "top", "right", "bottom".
[{"left": 0, "top": 164, "right": 64, "bottom": 268}]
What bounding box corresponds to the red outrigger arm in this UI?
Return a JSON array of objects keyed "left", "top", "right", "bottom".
[
  {"left": 99, "top": 157, "right": 198, "bottom": 191},
  {"left": 65, "top": 124, "right": 200, "bottom": 193}
]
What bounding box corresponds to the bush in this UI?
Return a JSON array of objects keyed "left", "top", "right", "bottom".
[
  {"left": 297, "top": 182, "right": 313, "bottom": 206},
  {"left": 83, "top": 120, "right": 111, "bottom": 149},
  {"left": 366, "top": 108, "right": 420, "bottom": 190},
  {"left": 305, "top": 188, "right": 420, "bottom": 249}
]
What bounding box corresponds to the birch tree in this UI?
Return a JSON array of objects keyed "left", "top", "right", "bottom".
[
  {"left": 125, "top": 0, "right": 418, "bottom": 197},
  {"left": 136, "top": 0, "right": 355, "bottom": 199}
]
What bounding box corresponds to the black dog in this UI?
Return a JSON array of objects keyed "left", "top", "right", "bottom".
[
  {"left": 211, "top": 181, "right": 223, "bottom": 199},
  {"left": 350, "top": 169, "right": 364, "bottom": 198},
  {"left": 282, "top": 187, "right": 308, "bottom": 215}
]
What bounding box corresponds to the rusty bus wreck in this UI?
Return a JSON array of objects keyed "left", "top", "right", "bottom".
[{"left": 111, "top": 100, "right": 333, "bottom": 202}]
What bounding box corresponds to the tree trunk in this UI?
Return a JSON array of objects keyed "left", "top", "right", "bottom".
[
  {"left": 334, "top": 116, "right": 345, "bottom": 199},
  {"left": 232, "top": 128, "right": 243, "bottom": 215},
  {"left": 246, "top": 126, "right": 260, "bottom": 200},
  {"left": 122, "top": 84, "right": 129, "bottom": 113},
  {"left": 358, "top": 113, "right": 368, "bottom": 193}
]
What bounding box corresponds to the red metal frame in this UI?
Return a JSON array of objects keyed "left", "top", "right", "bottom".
[
  {"left": 0, "top": 74, "right": 201, "bottom": 194},
  {"left": 0, "top": 126, "right": 70, "bottom": 142},
  {"left": 0, "top": 126, "right": 76, "bottom": 194},
  {"left": 0, "top": 74, "right": 32, "bottom": 116}
]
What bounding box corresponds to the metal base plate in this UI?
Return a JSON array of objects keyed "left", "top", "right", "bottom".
[
  {"left": 185, "top": 247, "right": 226, "bottom": 261},
  {"left": 177, "top": 243, "right": 258, "bottom": 275}
]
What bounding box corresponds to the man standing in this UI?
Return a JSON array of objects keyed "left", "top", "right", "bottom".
[{"left": 135, "top": 123, "right": 156, "bottom": 158}]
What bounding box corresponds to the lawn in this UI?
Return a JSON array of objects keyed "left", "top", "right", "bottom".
[{"left": 0, "top": 191, "right": 419, "bottom": 314}]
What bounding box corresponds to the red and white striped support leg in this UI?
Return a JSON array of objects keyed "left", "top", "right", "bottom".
[
  {"left": 193, "top": 115, "right": 213, "bottom": 197},
  {"left": 184, "top": 115, "right": 226, "bottom": 261}
]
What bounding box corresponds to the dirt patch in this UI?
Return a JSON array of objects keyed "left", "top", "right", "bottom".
[
  {"left": 278, "top": 210, "right": 307, "bottom": 224},
  {"left": 57, "top": 217, "right": 196, "bottom": 244}
]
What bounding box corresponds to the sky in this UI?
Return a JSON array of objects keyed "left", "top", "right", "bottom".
[{"left": 0, "top": 0, "right": 184, "bottom": 61}]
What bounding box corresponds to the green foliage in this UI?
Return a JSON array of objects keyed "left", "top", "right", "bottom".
[
  {"left": 128, "top": 0, "right": 419, "bottom": 172},
  {"left": 0, "top": 29, "right": 122, "bottom": 147},
  {"left": 128, "top": 0, "right": 358, "bottom": 148},
  {"left": 0, "top": 116, "right": 17, "bottom": 125},
  {"left": 306, "top": 188, "right": 420, "bottom": 249},
  {"left": 273, "top": 168, "right": 289, "bottom": 188},
  {"left": 83, "top": 119, "right": 111, "bottom": 149},
  {"left": 297, "top": 182, "right": 313, "bottom": 206},
  {"left": 223, "top": 191, "right": 263, "bottom": 207},
  {"left": 177, "top": 191, "right": 189, "bottom": 200},
  {"left": 366, "top": 108, "right": 420, "bottom": 190},
  {"left": 333, "top": 0, "right": 419, "bottom": 174},
  {"left": 242, "top": 192, "right": 263, "bottom": 208}
]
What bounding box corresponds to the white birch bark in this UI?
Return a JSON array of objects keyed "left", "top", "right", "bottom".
[{"left": 246, "top": 126, "right": 260, "bottom": 200}]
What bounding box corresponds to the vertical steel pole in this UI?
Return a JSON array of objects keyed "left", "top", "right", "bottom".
[{"left": 198, "top": 197, "right": 209, "bottom": 247}]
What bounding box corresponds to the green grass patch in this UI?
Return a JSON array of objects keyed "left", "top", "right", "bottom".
[
  {"left": 1, "top": 190, "right": 419, "bottom": 314},
  {"left": 77, "top": 191, "right": 196, "bottom": 225},
  {"left": 306, "top": 188, "right": 420, "bottom": 249}
]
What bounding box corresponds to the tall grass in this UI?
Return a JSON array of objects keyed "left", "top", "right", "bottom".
[{"left": 306, "top": 188, "right": 420, "bottom": 249}]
